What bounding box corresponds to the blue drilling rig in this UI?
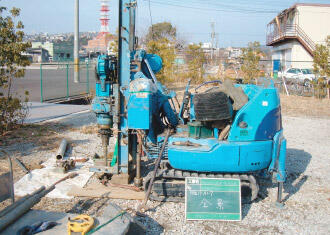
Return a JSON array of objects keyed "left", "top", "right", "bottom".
[{"left": 90, "top": 0, "right": 287, "bottom": 205}]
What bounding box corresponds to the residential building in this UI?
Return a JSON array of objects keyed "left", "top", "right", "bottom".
[
  {"left": 266, "top": 3, "right": 330, "bottom": 70},
  {"left": 226, "top": 47, "right": 242, "bottom": 59},
  {"left": 32, "top": 41, "right": 74, "bottom": 62},
  {"left": 23, "top": 48, "right": 50, "bottom": 63},
  {"left": 201, "top": 42, "right": 212, "bottom": 50}
]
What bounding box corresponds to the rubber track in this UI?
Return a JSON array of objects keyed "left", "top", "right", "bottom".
[{"left": 143, "top": 168, "right": 259, "bottom": 204}]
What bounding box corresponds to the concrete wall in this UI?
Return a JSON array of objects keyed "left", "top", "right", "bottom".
[
  {"left": 297, "top": 5, "right": 330, "bottom": 44},
  {"left": 269, "top": 4, "right": 330, "bottom": 70},
  {"left": 271, "top": 41, "right": 294, "bottom": 70},
  {"left": 272, "top": 41, "right": 314, "bottom": 70},
  {"left": 291, "top": 42, "right": 313, "bottom": 68}
]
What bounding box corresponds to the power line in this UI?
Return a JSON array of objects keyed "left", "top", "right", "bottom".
[
  {"left": 149, "top": 0, "right": 330, "bottom": 15},
  {"left": 178, "top": 32, "right": 265, "bottom": 36},
  {"left": 142, "top": 0, "right": 279, "bottom": 14},
  {"left": 168, "top": 0, "right": 282, "bottom": 12}
]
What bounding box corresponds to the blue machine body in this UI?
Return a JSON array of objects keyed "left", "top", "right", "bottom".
[
  {"left": 91, "top": 0, "right": 286, "bottom": 187},
  {"left": 166, "top": 83, "right": 286, "bottom": 182},
  {"left": 91, "top": 0, "right": 177, "bottom": 175},
  {"left": 92, "top": 55, "right": 113, "bottom": 128},
  {"left": 128, "top": 78, "right": 157, "bottom": 130}
]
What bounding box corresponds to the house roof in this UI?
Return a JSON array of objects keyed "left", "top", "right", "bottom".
[{"left": 268, "top": 3, "right": 330, "bottom": 25}]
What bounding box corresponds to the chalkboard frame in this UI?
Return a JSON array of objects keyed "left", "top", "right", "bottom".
[{"left": 185, "top": 177, "right": 242, "bottom": 221}]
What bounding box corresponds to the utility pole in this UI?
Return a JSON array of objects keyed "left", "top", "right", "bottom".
[
  {"left": 217, "top": 33, "right": 220, "bottom": 63},
  {"left": 74, "top": 0, "right": 80, "bottom": 83},
  {"left": 210, "top": 22, "right": 215, "bottom": 62}
]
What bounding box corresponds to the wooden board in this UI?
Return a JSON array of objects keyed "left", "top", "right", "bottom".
[
  {"left": 185, "top": 177, "right": 241, "bottom": 221},
  {"left": 68, "top": 183, "right": 145, "bottom": 200}
]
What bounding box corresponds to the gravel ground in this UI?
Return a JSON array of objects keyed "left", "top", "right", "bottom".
[
  {"left": 1, "top": 113, "right": 330, "bottom": 234},
  {"left": 111, "top": 116, "right": 330, "bottom": 235}
]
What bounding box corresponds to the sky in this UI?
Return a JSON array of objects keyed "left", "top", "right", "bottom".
[{"left": 2, "top": 0, "right": 330, "bottom": 47}]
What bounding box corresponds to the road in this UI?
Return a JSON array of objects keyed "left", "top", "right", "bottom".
[{"left": 2, "top": 65, "right": 96, "bottom": 102}]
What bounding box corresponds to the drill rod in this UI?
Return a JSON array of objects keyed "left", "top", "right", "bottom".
[
  {"left": 102, "top": 135, "right": 109, "bottom": 167},
  {"left": 134, "top": 131, "right": 143, "bottom": 187}
]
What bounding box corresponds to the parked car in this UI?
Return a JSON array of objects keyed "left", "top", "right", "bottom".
[
  {"left": 278, "top": 68, "right": 315, "bottom": 86},
  {"left": 301, "top": 69, "right": 316, "bottom": 85}
]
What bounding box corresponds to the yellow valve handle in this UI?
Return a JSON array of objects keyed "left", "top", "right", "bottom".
[{"left": 68, "top": 215, "right": 94, "bottom": 235}]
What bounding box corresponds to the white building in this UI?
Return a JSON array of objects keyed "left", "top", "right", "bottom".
[
  {"left": 226, "top": 47, "right": 242, "bottom": 59},
  {"left": 201, "top": 42, "right": 212, "bottom": 49},
  {"left": 266, "top": 3, "right": 330, "bottom": 70}
]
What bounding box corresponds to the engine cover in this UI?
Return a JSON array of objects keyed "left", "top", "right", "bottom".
[{"left": 193, "top": 91, "right": 232, "bottom": 121}]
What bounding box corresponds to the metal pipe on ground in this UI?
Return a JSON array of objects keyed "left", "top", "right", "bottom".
[
  {"left": 0, "top": 186, "right": 45, "bottom": 218},
  {"left": 0, "top": 173, "right": 78, "bottom": 232},
  {"left": 13, "top": 158, "right": 30, "bottom": 174},
  {"left": 56, "top": 139, "right": 68, "bottom": 160},
  {"left": 1, "top": 149, "right": 30, "bottom": 174}
]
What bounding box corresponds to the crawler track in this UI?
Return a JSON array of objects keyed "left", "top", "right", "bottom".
[{"left": 143, "top": 167, "right": 259, "bottom": 204}]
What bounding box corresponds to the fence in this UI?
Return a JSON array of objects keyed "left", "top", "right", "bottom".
[
  {"left": 264, "top": 59, "right": 329, "bottom": 98},
  {"left": 40, "top": 62, "right": 95, "bottom": 102},
  {"left": 223, "top": 59, "right": 329, "bottom": 99},
  {"left": 38, "top": 60, "right": 328, "bottom": 101},
  {"left": 273, "top": 77, "right": 329, "bottom": 98}
]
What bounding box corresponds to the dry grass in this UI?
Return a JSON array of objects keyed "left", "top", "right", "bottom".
[
  {"left": 280, "top": 94, "right": 330, "bottom": 119},
  {"left": 76, "top": 124, "right": 98, "bottom": 135},
  {"left": 0, "top": 123, "right": 67, "bottom": 149},
  {"left": 0, "top": 123, "right": 67, "bottom": 184}
]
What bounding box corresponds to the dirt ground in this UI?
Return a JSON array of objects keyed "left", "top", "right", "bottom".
[
  {"left": 0, "top": 95, "right": 330, "bottom": 234},
  {"left": 280, "top": 94, "right": 330, "bottom": 119}
]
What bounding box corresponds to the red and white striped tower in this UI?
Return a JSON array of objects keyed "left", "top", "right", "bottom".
[{"left": 100, "top": 0, "right": 110, "bottom": 35}]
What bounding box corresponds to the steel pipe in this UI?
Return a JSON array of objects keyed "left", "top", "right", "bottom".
[
  {"left": 134, "top": 132, "right": 143, "bottom": 187},
  {"left": 56, "top": 139, "right": 68, "bottom": 160},
  {"left": 0, "top": 173, "right": 77, "bottom": 232},
  {"left": 0, "top": 186, "right": 45, "bottom": 218}
]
